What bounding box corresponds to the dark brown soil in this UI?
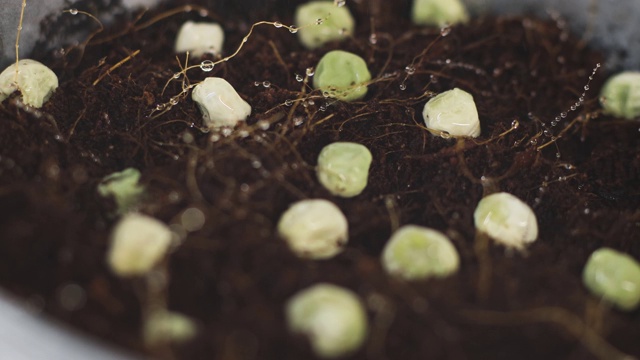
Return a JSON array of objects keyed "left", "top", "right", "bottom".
[{"left": 1, "top": 0, "right": 639, "bottom": 359}]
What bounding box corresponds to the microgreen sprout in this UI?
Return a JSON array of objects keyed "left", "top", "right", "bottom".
[
  {"left": 411, "top": 0, "right": 469, "bottom": 27},
  {"left": 599, "top": 71, "right": 640, "bottom": 120},
  {"left": 316, "top": 142, "right": 372, "bottom": 197},
  {"left": 286, "top": 283, "right": 368, "bottom": 358},
  {"left": 192, "top": 77, "right": 252, "bottom": 128},
  {"left": 422, "top": 88, "right": 480, "bottom": 138},
  {"left": 583, "top": 247, "right": 640, "bottom": 311},
  {"left": 277, "top": 199, "right": 348, "bottom": 259},
  {"left": 313, "top": 50, "right": 371, "bottom": 102},
  {"left": 0, "top": 59, "right": 58, "bottom": 108},
  {"left": 295, "top": 1, "right": 355, "bottom": 49},
  {"left": 382, "top": 225, "right": 460, "bottom": 280},
  {"left": 107, "top": 213, "right": 173, "bottom": 277},
  {"left": 473, "top": 192, "right": 538, "bottom": 251},
  {"left": 174, "top": 21, "right": 224, "bottom": 57},
  {"left": 97, "top": 168, "right": 145, "bottom": 215}
]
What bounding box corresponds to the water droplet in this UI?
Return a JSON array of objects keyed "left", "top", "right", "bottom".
[
  {"left": 322, "top": 91, "right": 330, "bottom": 98},
  {"left": 294, "top": 117, "right": 304, "bottom": 126},
  {"left": 254, "top": 81, "right": 260, "bottom": 87},
  {"left": 556, "top": 152, "right": 561, "bottom": 159},
  {"left": 335, "top": 0, "right": 346, "bottom": 7},
  {"left": 69, "top": 8, "right": 78, "bottom": 15},
  {"left": 445, "top": 59, "right": 451, "bottom": 64},
  {"left": 584, "top": 85, "right": 590, "bottom": 91},
  {"left": 257, "top": 120, "right": 270, "bottom": 130},
  {"left": 560, "top": 112, "right": 567, "bottom": 118},
  {"left": 262, "top": 81, "right": 271, "bottom": 88},
  {"left": 511, "top": 120, "right": 519, "bottom": 129},
  {"left": 200, "top": 60, "right": 215, "bottom": 72},
  {"left": 570, "top": 105, "right": 576, "bottom": 111},
  {"left": 369, "top": 33, "right": 378, "bottom": 44},
  {"left": 319, "top": 105, "right": 326, "bottom": 111},
  {"left": 543, "top": 129, "right": 551, "bottom": 137},
  {"left": 156, "top": 104, "right": 166, "bottom": 111},
  {"left": 172, "top": 72, "right": 181, "bottom": 79},
  {"left": 284, "top": 99, "right": 293, "bottom": 106},
  {"left": 170, "top": 97, "right": 179, "bottom": 106},
  {"left": 583, "top": 208, "right": 590, "bottom": 215},
  {"left": 306, "top": 67, "right": 315, "bottom": 76},
  {"left": 289, "top": 26, "right": 298, "bottom": 34},
  {"left": 440, "top": 26, "right": 451, "bottom": 37},
  {"left": 274, "top": 21, "right": 283, "bottom": 28},
  {"left": 405, "top": 65, "right": 415, "bottom": 75},
  {"left": 551, "top": 121, "right": 557, "bottom": 127},
  {"left": 251, "top": 160, "right": 262, "bottom": 168},
  {"left": 308, "top": 99, "right": 315, "bottom": 106},
  {"left": 295, "top": 74, "right": 303, "bottom": 82},
  {"left": 399, "top": 84, "right": 406, "bottom": 90},
  {"left": 221, "top": 128, "right": 233, "bottom": 137},
  {"left": 199, "top": 9, "right": 209, "bottom": 17}
]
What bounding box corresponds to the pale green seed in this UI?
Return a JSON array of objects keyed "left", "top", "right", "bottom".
[
  {"left": 313, "top": 50, "right": 371, "bottom": 102},
  {"left": 295, "top": 1, "right": 355, "bottom": 49},
  {"left": 412, "top": 0, "right": 469, "bottom": 27},
  {"left": 286, "top": 283, "right": 368, "bottom": 358},
  {"left": 473, "top": 192, "right": 538, "bottom": 251},
  {"left": 583, "top": 247, "right": 640, "bottom": 311},
  {"left": 599, "top": 71, "right": 640, "bottom": 119},
  {"left": 382, "top": 225, "right": 459, "bottom": 281},
  {"left": 422, "top": 88, "right": 480, "bottom": 138},
  {"left": 97, "top": 168, "right": 145, "bottom": 215},
  {"left": 0, "top": 59, "right": 58, "bottom": 108},
  {"left": 277, "top": 199, "right": 348, "bottom": 259},
  {"left": 317, "top": 142, "right": 372, "bottom": 198}
]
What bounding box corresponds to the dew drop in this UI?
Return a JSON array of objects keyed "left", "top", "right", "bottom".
[
  {"left": 306, "top": 67, "right": 315, "bottom": 76},
  {"left": 254, "top": 81, "right": 260, "bottom": 87},
  {"left": 221, "top": 128, "right": 233, "bottom": 137},
  {"left": 399, "top": 84, "right": 407, "bottom": 90},
  {"left": 319, "top": 105, "right": 326, "bottom": 111},
  {"left": 200, "top": 60, "right": 215, "bottom": 72},
  {"left": 556, "top": 152, "right": 561, "bottom": 159},
  {"left": 257, "top": 120, "right": 270, "bottom": 130},
  {"left": 170, "top": 97, "right": 179, "bottom": 106},
  {"left": 199, "top": 9, "right": 209, "bottom": 17},
  {"left": 294, "top": 117, "right": 304, "bottom": 126},
  {"left": 308, "top": 99, "right": 315, "bottom": 106},
  {"left": 405, "top": 65, "right": 415, "bottom": 75},
  {"left": 284, "top": 99, "right": 293, "bottom": 106},
  {"left": 570, "top": 105, "right": 576, "bottom": 111},
  {"left": 295, "top": 74, "right": 303, "bottom": 82},
  {"left": 369, "top": 33, "right": 378, "bottom": 44},
  {"left": 584, "top": 85, "right": 590, "bottom": 91},
  {"left": 440, "top": 26, "right": 451, "bottom": 37},
  {"left": 560, "top": 112, "right": 567, "bottom": 118},
  {"left": 173, "top": 72, "right": 182, "bottom": 79},
  {"left": 551, "top": 121, "right": 557, "bottom": 127},
  {"left": 511, "top": 120, "right": 519, "bottom": 129},
  {"left": 69, "top": 8, "right": 78, "bottom": 15},
  {"left": 289, "top": 26, "right": 298, "bottom": 34},
  {"left": 274, "top": 21, "right": 283, "bottom": 28},
  {"left": 262, "top": 81, "right": 271, "bottom": 88}
]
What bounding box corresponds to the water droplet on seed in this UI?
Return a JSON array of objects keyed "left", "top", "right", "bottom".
[
  {"left": 274, "top": 21, "right": 283, "bottom": 28},
  {"left": 69, "top": 8, "right": 78, "bottom": 15},
  {"left": 200, "top": 60, "right": 214, "bottom": 72}
]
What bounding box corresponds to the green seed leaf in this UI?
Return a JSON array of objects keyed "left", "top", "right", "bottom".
[
  {"left": 583, "top": 247, "right": 640, "bottom": 311},
  {"left": 412, "top": 0, "right": 469, "bottom": 27},
  {"left": 313, "top": 50, "right": 371, "bottom": 102},
  {"left": 295, "top": 1, "right": 355, "bottom": 49},
  {"left": 599, "top": 71, "right": 640, "bottom": 120},
  {"left": 317, "top": 142, "right": 372, "bottom": 197},
  {"left": 422, "top": 88, "right": 481, "bottom": 138}
]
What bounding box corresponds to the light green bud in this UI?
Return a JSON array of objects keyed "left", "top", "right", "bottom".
[
  {"left": 411, "top": 0, "right": 469, "bottom": 27},
  {"left": 583, "top": 247, "right": 640, "bottom": 311},
  {"left": 97, "top": 168, "right": 145, "bottom": 215},
  {"left": 599, "top": 71, "right": 640, "bottom": 119},
  {"left": 473, "top": 192, "right": 538, "bottom": 251},
  {"left": 286, "top": 283, "right": 368, "bottom": 358},
  {"left": 0, "top": 59, "right": 58, "bottom": 108},
  {"left": 174, "top": 21, "right": 224, "bottom": 57},
  {"left": 382, "top": 225, "right": 459, "bottom": 280},
  {"left": 277, "top": 199, "right": 348, "bottom": 259},
  {"left": 317, "top": 142, "right": 372, "bottom": 198},
  {"left": 144, "top": 310, "right": 197, "bottom": 346},
  {"left": 313, "top": 50, "right": 371, "bottom": 102},
  {"left": 295, "top": 1, "right": 355, "bottom": 49},
  {"left": 422, "top": 88, "right": 480, "bottom": 138}
]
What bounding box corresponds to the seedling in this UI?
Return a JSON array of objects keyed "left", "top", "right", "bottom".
[
  {"left": 313, "top": 50, "right": 371, "bottom": 102},
  {"left": 144, "top": 309, "right": 197, "bottom": 346},
  {"left": 286, "top": 283, "right": 367, "bottom": 358},
  {"left": 599, "top": 71, "right": 640, "bottom": 120},
  {"left": 97, "top": 168, "right": 145, "bottom": 215},
  {"left": 582, "top": 247, "right": 640, "bottom": 311},
  {"left": 174, "top": 21, "right": 224, "bottom": 57},
  {"left": 191, "top": 77, "right": 252, "bottom": 128},
  {"left": 422, "top": 88, "right": 480, "bottom": 138},
  {"left": 277, "top": 199, "right": 348, "bottom": 259},
  {"left": 0, "top": 59, "right": 58, "bottom": 108},
  {"left": 382, "top": 225, "right": 459, "bottom": 280},
  {"left": 295, "top": 1, "right": 355, "bottom": 49},
  {"left": 412, "top": 0, "right": 469, "bottom": 27},
  {"left": 107, "top": 213, "right": 173, "bottom": 277},
  {"left": 316, "top": 142, "right": 372, "bottom": 198},
  {"left": 473, "top": 192, "right": 538, "bottom": 251}
]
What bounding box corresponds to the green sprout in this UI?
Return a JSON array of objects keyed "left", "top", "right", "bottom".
[
  {"left": 97, "top": 168, "right": 145, "bottom": 215},
  {"left": 411, "top": 0, "right": 469, "bottom": 27},
  {"left": 295, "top": 1, "right": 355, "bottom": 49},
  {"left": 599, "top": 71, "right": 640, "bottom": 119},
  {"left": 316, "top": 142, "right": 372, "bottom": 198},
  {"left": 286, "top": 283, "right": 368, "bottom": 358},
  {"left": 313, "top": 50, "right": 371, "bottom": 102},
  {"left": 0, "top": 59, "right": 58, "bottom": 108},
  {"left": 382, "top": 225, "right": 460, "bottom": 280},
  {"left": 582, "top": 247, "right": 640, "bottom": 311},
  {"left": 422, "top": 88, "right": 480, "bottom": 138}
]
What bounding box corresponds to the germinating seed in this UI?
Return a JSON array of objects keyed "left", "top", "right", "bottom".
[
  {"left": 0, "top": 59, "right": 58, "bottom": 108},
  {"left": 473, "top": 192, "right": 538, "bottom": 251},
  {"left": 422, "top": 88, "right": 481, "bottom": 138},
  {"left": 192, "top": 77, "right": 251, "bottom": 128},
  {"left": 107, "top": 213, "right": 173, "bottom": 277},
  {"left": 313, "top": 50, "right": 371, "bottom": 102},
  {"left": 412, "top": 0, "right": 469, "bottom": 27},
  {"left": 174, "top": 21, "right": 225, "bottom": 57},
  {"left": 382, "top": 225, "right": 460, "bottom": 280},
  {"left": 295, "top": 1, "right": 355, "bottom": 49},
  {"left": 582, "top": 247, "right": 640, "bottom": 311},
  {"left": 599, "top": 71, "right": 640, "bottom": 119},
  {"left": 317, "top": 142, "right": 372, "bottom": 197},
  {"left": 285, "top": 283, "right": 368, "bottom": 358},
  {"left": 277, "top": 199, "right": 348, "bottom": 259},
  {"left": 97, "top": 168, "right": 145, "bottom": 215}
]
